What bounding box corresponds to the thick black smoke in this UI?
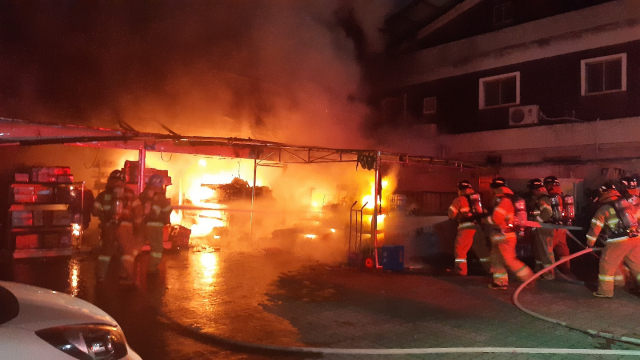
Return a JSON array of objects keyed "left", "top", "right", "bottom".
[{"left": 0, "top": 1, "right": 397, "bottom": 148}]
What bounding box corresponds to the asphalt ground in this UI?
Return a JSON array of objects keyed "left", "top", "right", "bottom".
[{"left": 2, "top": 246, "right": 640, "bottom": 359}]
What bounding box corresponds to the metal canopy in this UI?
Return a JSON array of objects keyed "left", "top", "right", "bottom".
[
  {"left": 0, "top": 117, "right": 483, "bottom": 170},
  {"left": 0, "top": 117, "right": 484, "bottom": 268}
]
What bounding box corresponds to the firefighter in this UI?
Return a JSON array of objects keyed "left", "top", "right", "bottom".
[
  {"left": 527, "top": 178, "right": 556, "bottom": 280},
  {"left": 615, "top": 176, "right": 640, "bottom": 286},
  {"left": 92, "top": 170, "right": 141, "bottom": 284},
  {"left": 486, "top": 177, "right": 534, "bottom": 289},
  {"left": 620, "top": 176, "right": 640, "bottom": 212},
  {"left": 139, "top": 174, "right": 172, "bottom": 274},
  {"left": 542, "top": 176, "right": 572, "bottom": 275},
  {"left": 587, "top": 182, "right": 640, "bottom": 298},
  {"left": 448, "top": 180, "right": 491, "bottom": 275}
]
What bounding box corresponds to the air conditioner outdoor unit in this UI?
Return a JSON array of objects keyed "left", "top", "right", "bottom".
[{"left": 509, "top": 105, "right": 540, "bottom": 126}]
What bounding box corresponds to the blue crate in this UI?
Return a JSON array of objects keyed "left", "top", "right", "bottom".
[{"left": 380, "top": 245, "right": 404, "bottom": 271}]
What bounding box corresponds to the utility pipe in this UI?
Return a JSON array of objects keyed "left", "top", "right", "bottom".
[{"left": 138, "top": 147, "right": 146, "bottom": 194}]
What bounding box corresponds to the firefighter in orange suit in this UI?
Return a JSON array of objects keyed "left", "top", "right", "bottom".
[
  {"left": 92, "top": 170, "right": 141, "bottom": 284},
  {"left": 448, "top": 180, "right": 491, "bottom": 275},
  {"left": 587, "top": 183, "right": 640, "bottom": 298},
  {"left": 486, "top": 177, "right": 534, "bottom": 289},
  {"left": 139, "top": 174, "right": 172, "bottom": 274},
  {"left": 527, "top": 178, "right": 556, "bottom": 280},
  {"left": 543, "top": 176, "right": 571, "bottom": 274},
  {"left": 614, "top": 176, "right": 640, "bottom": 286}
]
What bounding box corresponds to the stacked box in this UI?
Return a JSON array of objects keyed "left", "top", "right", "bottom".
[
  {"left": 123, "top": 161, "right": 171, "bottom": 185},
  {"left": 14, "top": 173, "right": 30, "bottom": 182},
  {"left": 15, "top": 234, "right": 39, "bottom": 249},
  {"left": 12, "top": 211, "right": 33, "bottom": 227},
  {"left": 41, "top": 233, "right": 60, "bottom": 248},
  {"left": 35, "top": 187, "right": 54, "bottom": 203},
  {"left": 30, "top": 167, "right": 72, "bottom": 183},
  {"left": 33, "top": 210, "right": 43, "bottom": 226},
  {"left": 52, "top": 210, "right": 72, "bottom": 226},
  {"left": 57, "top": 175, "right": 73, "bottom": 183}
]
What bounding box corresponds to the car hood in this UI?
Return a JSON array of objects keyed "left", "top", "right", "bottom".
[{"left": 0, "top": 281, "right": 116, "bottom": 331}]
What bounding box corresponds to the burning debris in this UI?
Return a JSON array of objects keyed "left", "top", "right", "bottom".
[{"left": 201, "top": 177, "right": 272, "bottom": 203}]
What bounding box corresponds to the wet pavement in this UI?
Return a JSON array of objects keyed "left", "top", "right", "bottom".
[{"left": 2, "top": 245, "right": 640, "bottom": 359}]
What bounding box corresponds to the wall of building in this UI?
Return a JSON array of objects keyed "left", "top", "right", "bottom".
[{"left": 379, "top": 0, "right": 640, "bottom": 91}]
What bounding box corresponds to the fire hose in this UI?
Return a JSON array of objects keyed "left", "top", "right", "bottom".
[
  {"left": 513, "top": 246, "right": 640, "bottom": 347},
  {"left": 158, "top": 247, "right": 640, "bottom": 356}
]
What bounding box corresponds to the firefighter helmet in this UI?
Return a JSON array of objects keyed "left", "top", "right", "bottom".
[
  {"left": 108, "top": 169, "right": 126, "bottom": 182},
  {"left": 490, "top": 177, "right": 508, "bottom": 189},
  {"left": 620, "top": 176, "right": 637, "bottom": 190},
  {"left": 147, "top": 174, "right": 164, "bottom": 188},
  {"left": 527, "top": 178, "right": 544, "bottom": 190},
  {"left": 543, "top": 176, "right": 560, "bottom": 187},
  {"left": 599, "top": 182, "right": 620, "bottom": 203},
  {"left": 457, "top": 180, "right": 473, "bottom": 191}
]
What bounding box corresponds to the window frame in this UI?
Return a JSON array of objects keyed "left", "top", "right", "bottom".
[
  {"left": 478, "top": 71, "right": 520, "bottom": 110},
  {"left": 580, "top": 53, "right": 627, "bottom": 96},
  {"left": 492, "top": 2, "right": 514, "bottom": 26},
  {"left": 422, "top": 96, "right": 437, "bottom": 115}
]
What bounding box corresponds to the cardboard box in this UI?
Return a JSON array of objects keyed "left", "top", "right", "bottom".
[
  {"left": 13, "top": 185, "right": 36, "bottom": 195},
  {"left": 41, "top": 233, "right": 60, "bottom": 248},
  {"left": 11, "top": 211, "right": 33, "bottom": 227},
  {"left": 37, "top": 173, "right": 57, "bottom": 183},
  {"left": 15, "top": 234, "right": 39, "bottom": 249},
  {"left": 57, "top": 175, "right": 74, "bottom": 183},
  {"left": 41, "top": 231, "right": 72, "bottom": 248},
  {"left": 31, "top": 167, "right": 44, "bottom": 182},
  {"left": 52, "top": 210, "right": 72, "bottom": 226},
  {"left": 14, "top": 173, "right": 30, "bottom": 182},
  {"left": 14, "top": 194, "right": 37, "bottom": 203},
  {"left": 33, "top": 210, "right": 43, "bottom": 226},
  {"left": 50, "top": 167, "right": 71, "bottom": 175}
]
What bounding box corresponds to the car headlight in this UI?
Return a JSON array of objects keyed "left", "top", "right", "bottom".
[{"left": 35, "top": 323, "right": 128, "bottom": 360}]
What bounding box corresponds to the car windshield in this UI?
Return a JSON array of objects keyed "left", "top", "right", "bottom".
[{"left": 0, "top": 284, "right": 19, "bottom": 324}]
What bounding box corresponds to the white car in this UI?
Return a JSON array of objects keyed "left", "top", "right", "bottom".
[{"left": 0, "top": 281, "right": 141, "bottom": 360}]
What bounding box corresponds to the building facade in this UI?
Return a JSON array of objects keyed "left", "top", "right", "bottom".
[{"left": 377, "top": 0, "right": 640, "bottom": 210}]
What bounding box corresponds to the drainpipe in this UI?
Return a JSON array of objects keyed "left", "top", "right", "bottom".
[
  {"left": 138, "top": 147, "right": 146, "bottom": 195},
  {"left": 251, "top": 157, "right": 257, "bottom": 240},
  {"left": 373, "top": 151, "right": 381, "bottom": 268}
]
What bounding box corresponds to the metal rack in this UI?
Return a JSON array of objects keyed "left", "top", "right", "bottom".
[
  {"left": 8, "top": 177, "right": 85, "bottom": 258},
  {"left": 348, "top": 201, "right": 369, "bottom": 267}
]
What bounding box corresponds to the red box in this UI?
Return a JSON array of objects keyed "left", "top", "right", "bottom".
[
  {"left": 14, "top": 195, "right": 37, "bottom": 203},
  {"left": 12, "top": 211, "right": 33, "bottom": 227},
  {"left": 57, "top": 175, "right": 74, "bottom": 183},
  {"left": 37, "top": 174, "right": 57, "bottom": 183},
  {"left": 50, "top": 167, "right": 71, "bottom": 175},
  {"left": 15, "top": 234, "right": 39, "bottom": 249},
  {"left": 14, "top": 173, "right": 30, "bottom": 182},
  {"left": 13, "top": 185, "right": 36, "bottom": 195},
  {"left": 168, "top": 225, "right": 191, "bottom": 248}
]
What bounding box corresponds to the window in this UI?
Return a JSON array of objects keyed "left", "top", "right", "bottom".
[
  {"left": 423, "top": 97, "right": 436, "bottom": 114},
  {"left": 581, "top": 53, "right": 626, "bottom": 95},
  {"left": 479, "top": 72, "right": 520, "bottom": 109},
  {"left": 493, "top": 2, "right": 513, "bottom": 25}
]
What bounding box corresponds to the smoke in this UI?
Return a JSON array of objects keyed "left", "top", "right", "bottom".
[{"left": 0, "top": 1, "right": 397, "bottom": 149}]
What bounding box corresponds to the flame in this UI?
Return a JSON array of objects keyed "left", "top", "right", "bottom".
[
  {"left": 361, "top": 177, "right": 396, "bottom": 210},
  {"left": 173, "top": 159, "right": 266, "bottom": 238}
]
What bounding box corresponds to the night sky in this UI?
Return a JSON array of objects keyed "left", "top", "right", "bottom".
[{"left": 0, "top": 1, "right": 399, "bottom": 148}]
